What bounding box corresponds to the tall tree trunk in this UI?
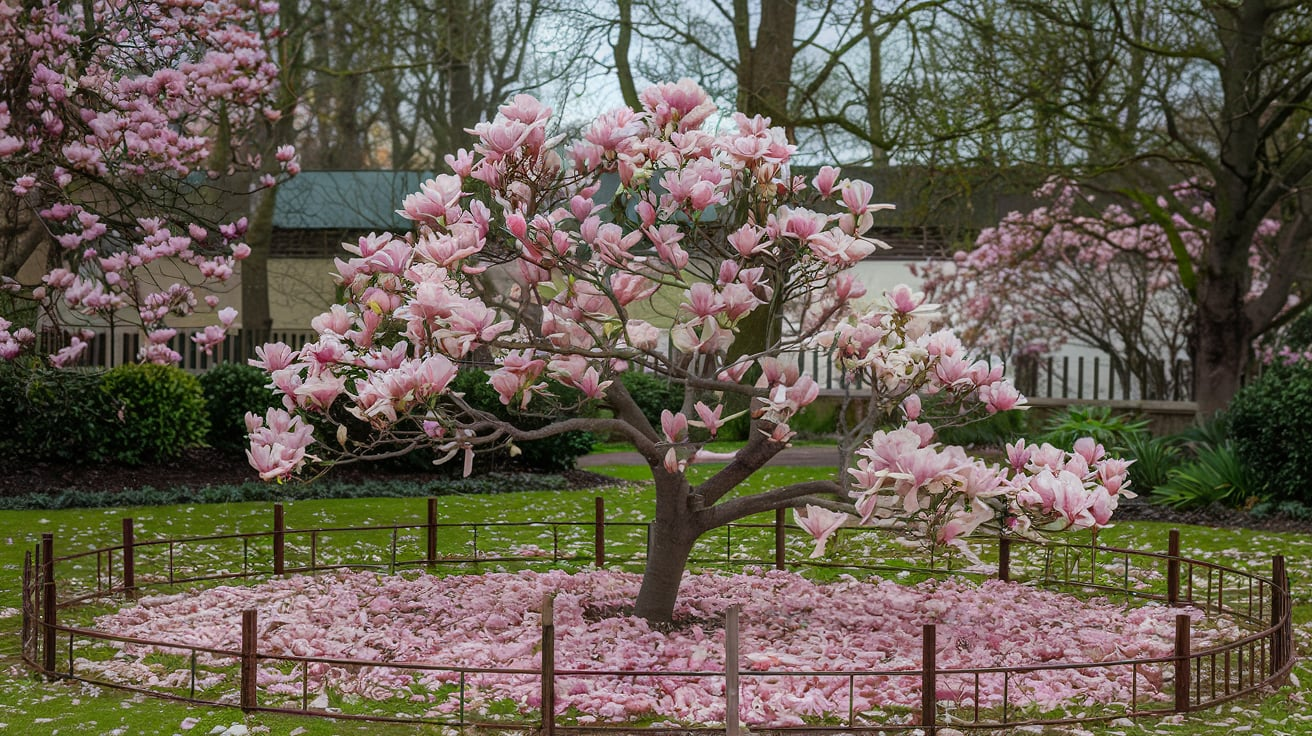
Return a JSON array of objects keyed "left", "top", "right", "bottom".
[
  {"left": 735, "top": 0, "right": 797, "bottom": 127},
  {"left": 447, "top": 0, "right": 477, "bottom": 153},
  {"left": 862, "top": 1, "right": 888, "bottom": 166},
  {"left": 1193, "top": 286, "right": 1249, "bottom": 415},
  {"left": 726, "top": 0, "right": 797, "bottom": 365},
  {"left": 1190, "top": 0, "right": 1267, "bottom": 415},
  {"left": 613, "top": 0, "right": 640, "bottom": 110},
  {"left": 239, "top": 0, "right": 304, "bottom": 339},
  {"left": 242, "top": 187, "right": 277, "bottom": 339}
]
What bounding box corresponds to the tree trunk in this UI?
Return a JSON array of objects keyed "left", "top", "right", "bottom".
[
  {"left": 632, "top": 514, "right": 698, "bottom": 624},
  {"left": 613, "top": 0, "right": 640, "bottom": 110},
  {"left": 0, "top": 191, "right": 48, "bottom": 281},
  {"left": 1193, "top": 230, "right": 1252, "bottom": 415},
  {"left": 631, "top": 472, "right": 698, "bottom": 624},
  {"left": 735, "top": 0, "right": 797, "bottom": 127},
  {"left": 1193, "top": 309, "right": 1247, "bottom": 416},
  {"left": 241, "top": 186, "right": 276, "bottom": 339},
  {"left": 861, "top": 2, "right": 888, "bottom": 166}
]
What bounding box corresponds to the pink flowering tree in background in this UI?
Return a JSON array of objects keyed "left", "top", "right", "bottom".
[
  {"left": 0, "top": 0, "right": 295, "bottom": 366},
  {"left": 248, "top": 80, "right": 1132, "bottom": 624},
  {"left": 915, "top": 180, "right": 1287, "bottom": 399}
]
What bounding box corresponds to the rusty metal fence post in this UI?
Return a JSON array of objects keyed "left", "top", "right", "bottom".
[
  {"left": 241, "top": 609, "right": 258, "bottom": 710},
  {"left": 541, "top": 594, "right": 555, "bottom": 736},
  {"left": 1272, "top": 555, "right": 1289, "bottom": 675},
  {"left": 594, "top": 497, "right": 605, "bottom": 568},
  {"left": 122, "top": 517, "right": 136, "bottom": 598},
  {"left": 1174, "top": 613, "right": 1191, "bottom": 713},
  {"left": 922, "top": 624, "right": 937, "bottom": 734},
  {"left": 1167, "top": 529, "right": 1181, "bottom": 605},
  {"left": 774, "top": 508, "right": 786, "bottom": 571},
  {"left": 726, "top": 605, "right": 741, "bottom": 736},
  {"left": 998, "top": 536, "right": 1011, "bottom": 582},
  {"left": 426, "top": 498, "right": 438, "bottom": 565},
  {"left": 41, "top": 533, "right": 56, "bottom": 676},
  {"left": 273, "top": 504, "right": 285, "bottom": 575}
]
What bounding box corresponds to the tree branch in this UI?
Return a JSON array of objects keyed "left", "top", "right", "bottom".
[
  {"left": 695, "top": 419, "right": 789, "bottom": 507},
  {"left": 701, "top": 479, "right": 844, "bottom": 529}
]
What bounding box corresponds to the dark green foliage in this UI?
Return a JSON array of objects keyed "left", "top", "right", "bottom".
[
  {"left": 935, "top": 409, "right": 1030, "bottom": 447},
  {"left": 1150, "top": 443, "right": 1259, "bottom": 510},
  {"left": 789, "top": 400, "right": 840, "bottom": 438},
  {"left": 1034, "top": 405, "right": 1149, "bottom": 452},
  {"left": 199, "top": 362, "right": 278, "bottom": 453},
  {"left": 0, "top": 472, "right": 575, "bottom": 511},
  {"left": 447, "top": 369, "right": 594, "bottom": 472},
  {"left": 0, "top": 360, "right": 117, "bottom": 463},
  {"left": 617, "top": 370, "right": 683, "bottom": 430},
  {"left": 99, "top": 364, "right": 209, "bottom": 464},
  {"left": 1175, "top": 414, "right": 1230, "bottom": 450},
  {"left": 1123, "top": 434, "right": 1184, "bottom": 494},
  {"left": 1227, "top": 363, "right": 1312, "bottom": 503},
  {"left": 1251, "top": 500, "right": 1312, "bottom": 521}
]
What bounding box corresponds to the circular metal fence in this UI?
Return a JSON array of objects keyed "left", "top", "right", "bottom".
[{"left": 19, "top": 497, "right": 1295, "bottom": 734}]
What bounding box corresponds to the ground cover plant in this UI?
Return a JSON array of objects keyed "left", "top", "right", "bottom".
[{"left": 1, "top": 468, "right": 1308, "bottom": 735}]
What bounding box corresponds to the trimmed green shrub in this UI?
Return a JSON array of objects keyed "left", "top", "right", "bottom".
[
  {"left": 1034, "top": 405, "right": 1149, "bottom": 452},
  {"left": 200, "top": 362, "right": 278, "bottom": 454},
  {"left": 100, "top": 363, "right": 209, "bottom": 464},
  {"left": 617, "top": 370, "right": 683, "bottom": 430},
  {"left": 789, "top": 400, "right": 840, "bottom": 438},
  {"left": 0, "top": 360, "right": 117, "bottom": 463},
  {"left": 1150, "top": 443, "right": 1259, "bottom": 510},
  {"left": 446, "top": 368, "right": 594, "bottom": 472},
  {"left": 1228, "top": 363, "right": 1312, "bottom": 502}
]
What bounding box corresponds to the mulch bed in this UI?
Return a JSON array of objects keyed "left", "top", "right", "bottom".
[
  {"left": 3, "top": 448, "right": 1310, "bottom": 535},
  {"left": 1110, "top": 494, "right": 1312, "bottom": 534}
]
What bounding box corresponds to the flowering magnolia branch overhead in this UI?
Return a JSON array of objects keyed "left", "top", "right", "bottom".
[{"left": 0, "top": 0, "right": 297, "bottom": 365}]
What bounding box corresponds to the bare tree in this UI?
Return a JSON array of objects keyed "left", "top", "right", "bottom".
[{"left": 933, "top": 0, "right": 1312, "bottom": 413}]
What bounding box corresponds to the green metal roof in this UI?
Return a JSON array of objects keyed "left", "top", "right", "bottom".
[{"left": 272, "top": 170, "right": 434, "bottom": 230}]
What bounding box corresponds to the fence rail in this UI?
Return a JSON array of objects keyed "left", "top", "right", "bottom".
[
  {"left": 35, "top": 328, "right": 320, "bottom": 372},
  {"left": 44, "top": 325, "right": 1195, "bottom": 403},
  {"left": 20, "top": 501, "right": 1294, "bottom": 734}
]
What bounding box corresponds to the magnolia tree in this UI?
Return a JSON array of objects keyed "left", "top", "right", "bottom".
[
  {"left": 248, "top": 81, "right": 1132, "bottom": 623},
  {"left": 916, "top": 180, "right": 1283, "bottom": 398},
  {"left": 0, "top": 0, "right": 295, "bottom": 365}
]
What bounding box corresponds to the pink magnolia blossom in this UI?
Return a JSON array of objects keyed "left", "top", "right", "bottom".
[
  {"left": 812, "top": 166, "right": 841, "bottom": 197},
  {"left": 793, "top": 505, "right": 848, "bottom": 557},
  {"left": 692, "top": 402, "right": 727, "bottom": 437},
  {"left": 661, "top": 410, "right": 689, "bottom": 443}
]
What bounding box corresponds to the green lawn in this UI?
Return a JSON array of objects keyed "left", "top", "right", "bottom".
[
  {"left": 589, "top": 439, "right": 834, "bottom": 454},
  {"left": 0, "top": 465, "right": 1308, "bottom": 735}
]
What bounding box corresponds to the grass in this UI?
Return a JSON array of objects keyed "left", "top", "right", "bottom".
[
  {"left": 589, "top": 439, "right": 833, "bottom": 454},
  {"left": 0, "top": 464, "right": 1308, "bottom": 735}
]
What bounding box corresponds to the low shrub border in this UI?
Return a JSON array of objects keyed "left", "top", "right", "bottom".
[{"left": 20, "top": 500, "right": 1295, "bottom": 734}]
